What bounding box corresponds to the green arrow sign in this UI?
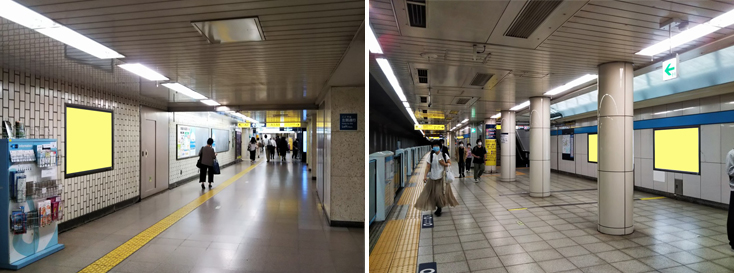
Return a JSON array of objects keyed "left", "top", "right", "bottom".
[{"left": 665, "top": 63, "right": 675, "bottom": 75}]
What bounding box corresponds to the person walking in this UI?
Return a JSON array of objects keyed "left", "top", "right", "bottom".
[
  {"left": 471, "top": 139, "right": 487, "bottom": 182},
  {"left": 292, "top": 139, "right": 299, "bottom": 160},
  {"left": 256, "top": 137, "right": 263, "bottom": 158},
  {"left": 248, "top": 137, "right": 257, "bottom": 164},
  {"left": 278, "top": 136, "right": 288, "bottom": 162},
  {"left": 414, "top": 140, "right": 459, "bottom": 217},
  {"left": 198, "top": 138, "right": 217, "bottom": 189},
  {"left": 456, "top": 141, "right": 466, "bottom": 178},
  {"left": 268, "top": 136, "right": 277, "bottom": 162},
  {"left": 726, "top": 147, "right": 734, "bottom": 249},
  {"left": 465, "top": 143, "right": 473, "bottom": 175}
]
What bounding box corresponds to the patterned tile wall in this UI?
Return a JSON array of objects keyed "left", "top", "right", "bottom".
[
  {"left": 169, "top": 112, "right": 237, "bottom": 184},
  {"left": 0, "top": 68, "right": 142, "bottom": 223}
]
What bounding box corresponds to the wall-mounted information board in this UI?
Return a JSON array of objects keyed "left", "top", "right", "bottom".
[{"left": 177, "top": 125, "right": 210, "bottom": 160}]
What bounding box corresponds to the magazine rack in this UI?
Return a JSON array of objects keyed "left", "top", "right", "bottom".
[{"left": 0, "top": 139, "right": 64, "bottom": 269}]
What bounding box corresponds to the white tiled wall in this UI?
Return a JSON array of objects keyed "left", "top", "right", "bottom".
[
  {"left": 0, "top": 68, "right": 152, "bottom": 223},
  {"left": 169, "top": 112, "right": 237, "bottom": 184},
  {"left": 551, "top": 94, "right": 734, "bottom": 204}
]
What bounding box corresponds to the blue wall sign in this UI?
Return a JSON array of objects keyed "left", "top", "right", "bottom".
[
  {"left": 340, "top": 113, "right": 358, "bottom": 130},
  {"left": 418, "top": 262, "right": 438, "bottom": 273}
]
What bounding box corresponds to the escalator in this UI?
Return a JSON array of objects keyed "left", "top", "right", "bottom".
[{"left": 516, "top": 131, "right": 530, "bottom": 167}]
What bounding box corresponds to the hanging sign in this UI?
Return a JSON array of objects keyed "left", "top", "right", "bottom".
[
  {"left": 237, "top": 123, "right": 250, "bottom": 128},
  {"left": 663, "top": 56, "right": 678, "bottom": 81},
  {"left": 266, "top": 122, "right": 301, "bottom": 128},
  {"left": 414, "top": 124, "right": 445, "bottom": 130}
]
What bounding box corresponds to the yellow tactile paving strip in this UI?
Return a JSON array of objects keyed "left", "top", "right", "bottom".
[
  {"left": 78, "top": 161, "right": 262, "bottom": 273},
  {"left": 370, "top": 154, "right": 429, "bottom": 273}
]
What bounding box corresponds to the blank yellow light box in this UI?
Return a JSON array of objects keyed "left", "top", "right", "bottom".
[
  {"left": 588, "top": 134, "right": 598, "bottom": 163},
  {"left": 654, "top": 127, "right": 699, "bottom": 174},
  {"left": 66, "top": 105, "right": 113, "bottom": 178}
]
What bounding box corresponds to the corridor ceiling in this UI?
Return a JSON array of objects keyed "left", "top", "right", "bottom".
[
  {"left": 0, "top": 0, "right": 364, "bottom": 109},
  {"left": 369, "top": 0, "right": 734, "bottom": 127}
]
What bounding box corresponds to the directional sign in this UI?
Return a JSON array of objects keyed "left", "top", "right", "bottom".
[
  {"left": 663, "top": 56, "right": 678, "bottom": 81},
  {"left": 266, "top": 122, "right": 301, "bottom": 128},
  {"left": 237, "top": 123, "right": 250, "bottom": 128},
  {"left": 414, "top": 124, "right": 445, "bottom": 130}
]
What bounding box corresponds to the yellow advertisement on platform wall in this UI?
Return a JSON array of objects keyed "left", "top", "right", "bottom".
[{"left": 485, "top": 139, "right": 496, "bottom": 166}]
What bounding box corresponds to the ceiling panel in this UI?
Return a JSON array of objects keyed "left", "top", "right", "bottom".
[
  {"left": 370, "top": 0, "right": 734, "bottom": 127},
  {"left": 0, "top": 0, "right": 364, "bottom": 108}
]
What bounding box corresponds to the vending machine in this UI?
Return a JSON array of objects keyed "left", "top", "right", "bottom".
[{"left": 0, "top": 139, "right": 64, "bottom": 269}]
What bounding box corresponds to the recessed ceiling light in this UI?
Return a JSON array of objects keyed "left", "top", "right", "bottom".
[
  {"left": 201, "top": 100, "right": 220, "bottom": 106},
  {"left": 161, "top": 83, "right": 207, "bottom": 100},
  {"left": 118, "top": 63, "right": 168, "bottom": 81},
  {"left": 0, "top": 0, "right": 124, "bottom": 59}
]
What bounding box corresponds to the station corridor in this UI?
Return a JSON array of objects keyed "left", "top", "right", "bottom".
[
  {"left": 370, "top": 155, "right": 734, "bottom": 273},
  {"left": 3, "top": 159, "right": 364, "bottom": 273}
]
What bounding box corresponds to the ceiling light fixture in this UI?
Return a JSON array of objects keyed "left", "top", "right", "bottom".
[
  {"left": 510, "top": 101, "right": 530, "bottom": 111},
  {"left": 118, "top": 63, "right": 168, "bottom": 81},
  {"left": 0, "top": 0, "right": 124, "bottom": 59},
  {"left": 637, "top": 9, "right": 734, "bottom": 56},
  {"left": 201, "top": 99, "right": 220, "bottom": 106},
  {"left": 216, "top": 106, "right": 230, "bottom": 112},
  {"left": 376, "top": 58, "right": 408, "bottom": 102},
  {"left": 367, "top": 24, "right": 383, "bottom": 54},
  {"left": 491, "top": 113, "right": 501, "bottom": 119},
  {"left": 544, "top": 74, "right": 598, "bottom": 96},
  {"left": 461, "top": 119, "right": 469, "bottom": 123},
  {"left": 161, "top": 83, "right": 207, "bottom": 100}
]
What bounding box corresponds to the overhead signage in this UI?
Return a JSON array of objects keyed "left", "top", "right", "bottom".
[
  {"left": 266, "top": 122, "right": 301, "bottom": 128},
  {"left": 471, "top": 128, "right": 476, "bottom": 133},
  {"left": 663, "top": 56, "right": 678, "bottom": 81},
  {"left": 339, "top": 113, "right": 358, "bottom": 131},
  {"left": 456, "top": 136, "right": 464, "bottom": 139},
  {"left": 237, "top": 123, "right": 250, "bottom": 128},
  {"left": 414, "top": 124, "right": 445, "bottom": 130},
  {"left": 422, "top": 215, "right": 434, "bottom": 228}
]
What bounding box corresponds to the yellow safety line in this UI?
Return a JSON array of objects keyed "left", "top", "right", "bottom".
[
  {"left": 370, "top": 155, "right": 429, "bottom": 273},
  {"left": 508, "top": 208, "right": 528, "bottom": 211},
  {"left": 78, "top": 161, "right": 262, "bottom": 273},
  {"left": 640, "top": 196, "right": 665, "bottom": 200}
]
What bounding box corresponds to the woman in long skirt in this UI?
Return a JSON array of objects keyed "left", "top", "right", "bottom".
[{"left": 415, "top": 140, "right": 459, "bottom": 216}]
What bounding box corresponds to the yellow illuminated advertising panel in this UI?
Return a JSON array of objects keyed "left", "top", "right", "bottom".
[
  {"left": 588, "top": 134, "right": 598, "bottom": 163},
  {"left": 65, "top": 105, "right": 113, "bottom": 178},
  {"left": 414, "top": 124, "right": 445, "bottom": 130},
  {"left": 654, "top": 127, "right": 699, "bottom": 174},
  {"left": 237, "top": 123, "right": 250, "bottom": 128}
]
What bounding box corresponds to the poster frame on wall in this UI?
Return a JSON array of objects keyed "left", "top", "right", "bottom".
[
  {"left": 176, "top": 124, "right": 211, "bottom": 160},
  {"left": 587, "top": 133, "right": 598, "bottom": 164},
  {"left": 652, "top": 126, "right": 701, "bottom": 175},
  {"left": 64, "top": 103, "right": 114, "bottom": 179},
  {"left": 561, "top": 129, "right": 574, "bottom": 161}
]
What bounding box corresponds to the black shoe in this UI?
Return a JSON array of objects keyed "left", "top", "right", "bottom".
[
  {"left": 435, "top": 207, "right": 442, "bottom": 217},
  {"left": 208, "top": 183, "right": 212, "bottom": 188},
  {"left": 201, "top": 183, "right": 205, "bottom": 189}
]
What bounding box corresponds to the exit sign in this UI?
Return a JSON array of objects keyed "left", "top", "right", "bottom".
[{"left": 662, "top": 56, "right": 678, "bottom": 81}]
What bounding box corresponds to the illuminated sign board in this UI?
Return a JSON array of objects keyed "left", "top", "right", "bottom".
[{"left": 415, "top": 124, "right": 445, "bottom": 130}]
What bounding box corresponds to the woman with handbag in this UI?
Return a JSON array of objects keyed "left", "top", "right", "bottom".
[
  {"left": 197, "top": 138, "right": 217, "bottom": 189},
  {"left": 414, "top": 140, "right": 459, "bottom": 217}
]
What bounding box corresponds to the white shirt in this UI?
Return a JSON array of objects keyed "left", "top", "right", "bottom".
[
  {"left": 270, "top": 139, "right": 277, "bottom": 147},
  {"left": 428, "top": 152, "right": 448, "bottom": 180}
]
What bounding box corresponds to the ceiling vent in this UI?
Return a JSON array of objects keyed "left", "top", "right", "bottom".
[
  {"left": 422, "top": 109, "right": 428, "bottom": 113},
  {"left": 455, "top": 98, "right": 471, "bottom": 105},
  {"left": 469, "top": 73, "right": 493, "bottom": 87},
  {"left": 420, "top": 96, "right": 428, "bottom": 103},
  {"left": 417, "top": 69, "right": 428, "bottom": 83},
  {"left": 407, "top": 0, "right": 427, "bottom": 28},
  {"left": 504, "top": 0, "right": 563, "bottom": 39},
  {"left": 192, "top": 17, "right": 265, "bottom": 43}
]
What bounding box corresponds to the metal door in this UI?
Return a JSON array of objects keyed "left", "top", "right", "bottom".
[
  {"left": 235, "top": 131, "right": 242, "bottom": 160},
  {"left": 140, "top": 119, "right": 157, "bottom": 198}
]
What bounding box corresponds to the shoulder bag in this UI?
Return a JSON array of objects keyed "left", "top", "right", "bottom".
[
  {"left": 212, "top": 159, "right": 221, "bottom": 175},
  {"left": 443, "top": 153, "right": 455, "bottom": 184},
  {"left": 196, "top": 153, "right": 203, "bottom": 168}
]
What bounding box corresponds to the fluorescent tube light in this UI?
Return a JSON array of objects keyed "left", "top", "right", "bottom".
[
  {"left": 636, "top": 9, "right": 734, "bottom": 56},
  {"left": 403, "top": 102, "right": 411, "bottom": 108},
  {"left": 216, "top": 106, "right": 230, "bottom": 112},
  {"left": 201, "top": 100, "right": 220, "bottom": 106},
  {"left": 510, "top": 101, "right": 530, "bottom": 111},
  {"left": 0, "top": 0, "right": 124, "bottom": 59},
  {"left": 376, "top": 58, "right": 408, "bottom": 102},
  {"left": 367, "top": 24, "right": 383, "bottom": 54},
  {"left": 161, "top": 83, "right": 207, "bottom": 100},
  {"left": 491, "top": 113, "right": 501, "bottom": 119},
  {"left": 406, "top": 107, "right": 418, "bottom": 124},
  {"left": 118, "top": 63, "right": 168, "bottom": 81},
  {"left": 461, "top": 119, "right": 469, "bottom": 123},
  {"left": 544, "top": 74, "right": 598, "bottom": 96}
]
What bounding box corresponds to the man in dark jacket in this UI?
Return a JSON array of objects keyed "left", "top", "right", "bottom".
[
  {"left": 278, "top": 136, "right": 288, "bottom": 161},
  {"left": 456, "top": 141, "right": 465, "bottom": 178}
]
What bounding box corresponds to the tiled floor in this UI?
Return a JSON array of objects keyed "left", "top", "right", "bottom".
[
  {"left": 417, "top": 166, "right": 734, "bottom": 273},
  {"left": 1, "top": 158, "right": 363, "bottom": 273}
]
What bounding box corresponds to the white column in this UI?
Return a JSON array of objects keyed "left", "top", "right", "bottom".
[
  {"left": 598, "top": 62, "right": 634, "bottom": 235},
  {"left": 500, "top": 111, "right": 516, "bottom": 182},
  {"left": 529, "top": 97, "right": 551, "bottom": 197}
]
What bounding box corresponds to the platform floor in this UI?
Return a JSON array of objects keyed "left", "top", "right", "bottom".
[
  {"left": 3, "top": 157, "right": 363, "bottom": 273},
  {"left": 372, "top": 159, "right": 734, "bottom": 273}
]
